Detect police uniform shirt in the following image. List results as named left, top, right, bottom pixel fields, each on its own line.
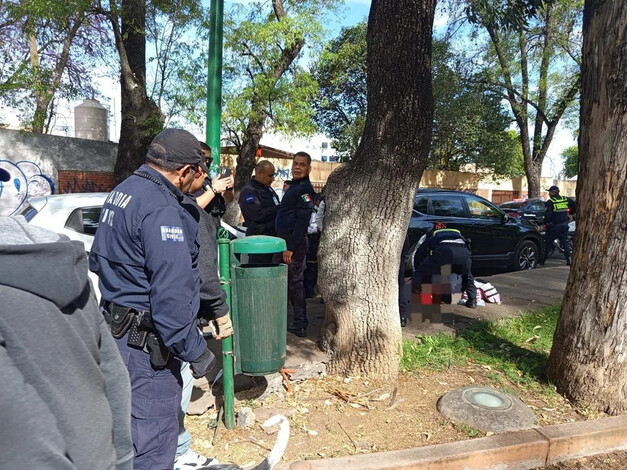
left=238, top=177, right=280, bottom=236
left=89, top=164, right=205, bottom=363
left=544, top=195, right=575, bottom=226
left=275, top=176, right=315, bottom=251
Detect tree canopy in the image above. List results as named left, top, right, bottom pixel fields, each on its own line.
left=561, top=145, right=578, bottom=178
left=311, top=22, right=523, bottom=177
left=462, top=0, right=583, bottom=195
left=0, top=0, right=110, bottom=132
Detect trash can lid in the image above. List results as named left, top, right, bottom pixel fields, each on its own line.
left=231, top=235, right=286, bottom=254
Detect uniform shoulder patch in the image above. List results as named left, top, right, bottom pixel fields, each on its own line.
left=160, top=226, right=185, bottom=242
left=245, top=194, right=255, bottom=203
left=301, top=193, right=312, bottom=203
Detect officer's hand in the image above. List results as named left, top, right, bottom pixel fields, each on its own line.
left=283, top=250, right=293, bottom=264
left=213, top=315, right=234, bottom=340
left=189, top=347, right=216, bottom=379
left=213, top=175, right=234, bottom=193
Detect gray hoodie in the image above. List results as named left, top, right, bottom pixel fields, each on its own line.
left=0, top=216, right=133, bottom=470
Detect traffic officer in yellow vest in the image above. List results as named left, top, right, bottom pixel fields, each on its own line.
left=541, top=185, right=576, bottom=266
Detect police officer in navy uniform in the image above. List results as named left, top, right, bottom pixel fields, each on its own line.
left=273, top=152, right=315, bottom=337
left=89, top=129, right=218, bottom=470
left=541, top=185, right=576, bottom=266
left=413, top=221, right=477, bottom=308
left=238, top=160, right=280, bottom=264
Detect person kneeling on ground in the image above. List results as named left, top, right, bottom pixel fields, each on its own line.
left=412, top=221, right=477, bottom=309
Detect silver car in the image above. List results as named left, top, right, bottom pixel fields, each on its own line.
left=17, top=192, right=246, bottom=299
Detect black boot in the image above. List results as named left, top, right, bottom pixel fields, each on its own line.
left=400, top=317, right=407, bottom=327
left=466, top=299, right=477, bottom=309
left=566, top=258, right=571, bottom=266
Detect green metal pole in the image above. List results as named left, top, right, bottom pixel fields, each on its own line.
left=208, top=0, right=234, bottom=429
left=217, top=232, right=235, bottom=429
left=206, top=0, right=224, bottom=176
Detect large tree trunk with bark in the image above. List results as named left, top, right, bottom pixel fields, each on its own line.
left=547, top=0, right=627, bottom=414
left=112, top=0, right=163, bottom=183
left=318, top=0, right=435, bottom=380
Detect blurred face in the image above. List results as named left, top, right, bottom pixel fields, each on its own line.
left=549, top=190, right=558, bottom=198
left=180, top=164, right=201, bottom=193
left=256, top=164, right=276, bottom=187
left=291, top=155, right=311, bottom=180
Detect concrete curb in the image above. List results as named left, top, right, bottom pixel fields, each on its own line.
left=275, top=415, right=627, bottom=470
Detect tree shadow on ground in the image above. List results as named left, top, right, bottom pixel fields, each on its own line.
left=456, top=318, right=550, bottom=384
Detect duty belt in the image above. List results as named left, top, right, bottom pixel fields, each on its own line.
left=101, top=301, right=171, bottom=368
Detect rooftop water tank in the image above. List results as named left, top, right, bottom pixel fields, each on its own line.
left=74, top=99, right=108, bottom=141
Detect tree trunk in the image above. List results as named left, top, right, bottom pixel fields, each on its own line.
left=112, top=0, right=163, bottom=183
left=525, top=159, right=543, bottom=198
left=318, top=0, right=435, bottom=380
left=547, top=0, right=627, bottom=414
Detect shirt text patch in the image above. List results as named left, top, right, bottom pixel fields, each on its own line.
left=161, top=226, right=185, bottom=242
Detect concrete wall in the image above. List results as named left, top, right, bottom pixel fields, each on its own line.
left=0, top=129, right=116, bottom=215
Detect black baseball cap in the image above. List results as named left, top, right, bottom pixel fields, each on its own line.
left=147, top=128, right=210, bottom=175
left=0, top=168, right=9, bottom=182
left=546, top=185, right=560, bottom=192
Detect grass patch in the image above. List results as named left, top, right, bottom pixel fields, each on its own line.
left=401, top=303, right=561, bottom=391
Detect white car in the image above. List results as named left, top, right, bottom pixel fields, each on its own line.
left=17, top=192, right=246, bottom=299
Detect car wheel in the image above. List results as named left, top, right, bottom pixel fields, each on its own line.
left=514, top=240, right=538, bottom=270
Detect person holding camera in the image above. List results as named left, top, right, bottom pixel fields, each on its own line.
left=89, top=129, right=219, bottom=470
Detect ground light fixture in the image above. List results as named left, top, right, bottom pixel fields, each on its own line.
left=437, top=386, right=538, bottom=433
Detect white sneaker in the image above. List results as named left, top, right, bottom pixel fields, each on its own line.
left=174, top=449, right=220, bottom=469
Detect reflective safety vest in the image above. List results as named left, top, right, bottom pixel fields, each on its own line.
left=550, top=196, right=569, bottom=212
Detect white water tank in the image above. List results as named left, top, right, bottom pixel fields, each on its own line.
left=74, top=99, right=108, bottom=141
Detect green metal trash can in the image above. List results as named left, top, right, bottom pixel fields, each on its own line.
left=230, top=236, right=287, bottom=376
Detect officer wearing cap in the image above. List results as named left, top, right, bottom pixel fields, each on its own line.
left=273, top=152, right=315, bottom=337
left=238, top=160, right=280, bottom=263
left=89, top=128, right=217, bottom=470
left=541, top=185, right=576, bottom=266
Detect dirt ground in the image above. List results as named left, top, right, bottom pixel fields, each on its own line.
left=185, top=363, right=622, bottom=468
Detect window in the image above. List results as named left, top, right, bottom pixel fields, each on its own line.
left=414, top=196, right=428, bottom=214
left=531, top=201, right=545, bottom=211
left=65, top=207, right=102, bottom=235
left=465, top=196, right=501, bottom=219
left=430, top=196, right=465, bottom=217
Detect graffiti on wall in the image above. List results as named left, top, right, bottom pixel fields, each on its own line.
left=0, top=160, right=55, bottom=216
left=64, top=177, right=114, bottom=194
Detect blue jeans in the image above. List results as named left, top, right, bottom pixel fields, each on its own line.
left=176, top=362, right=194, bottom=458
left=116, top=338, right=182, bottom=470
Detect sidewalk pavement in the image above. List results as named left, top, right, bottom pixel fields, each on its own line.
left=285, top=256, right=570, bottom=368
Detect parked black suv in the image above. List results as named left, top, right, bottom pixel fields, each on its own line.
left=499, top=198, right=546, bottom=224
left=408, top=189, right=544, bottom=270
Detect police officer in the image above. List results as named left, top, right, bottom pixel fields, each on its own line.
left=273, top=152, right=315, bottom=337
left=174, top=150, right=234, bottom=469
left=238, top=160, right=280, bottom=264
left=541, top=185, right=576, bottom=266
left=89, top=129, right=218, bottom=470
left=413, top=221, right=477, bottom=308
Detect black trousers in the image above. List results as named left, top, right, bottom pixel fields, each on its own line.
left=413, top=245, right=476, bottom=302
left=304, top=232, right=321, bottom=298
left=273, top=236, right=309, bottom=329
left=544, top=223, right=571, bottom=262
